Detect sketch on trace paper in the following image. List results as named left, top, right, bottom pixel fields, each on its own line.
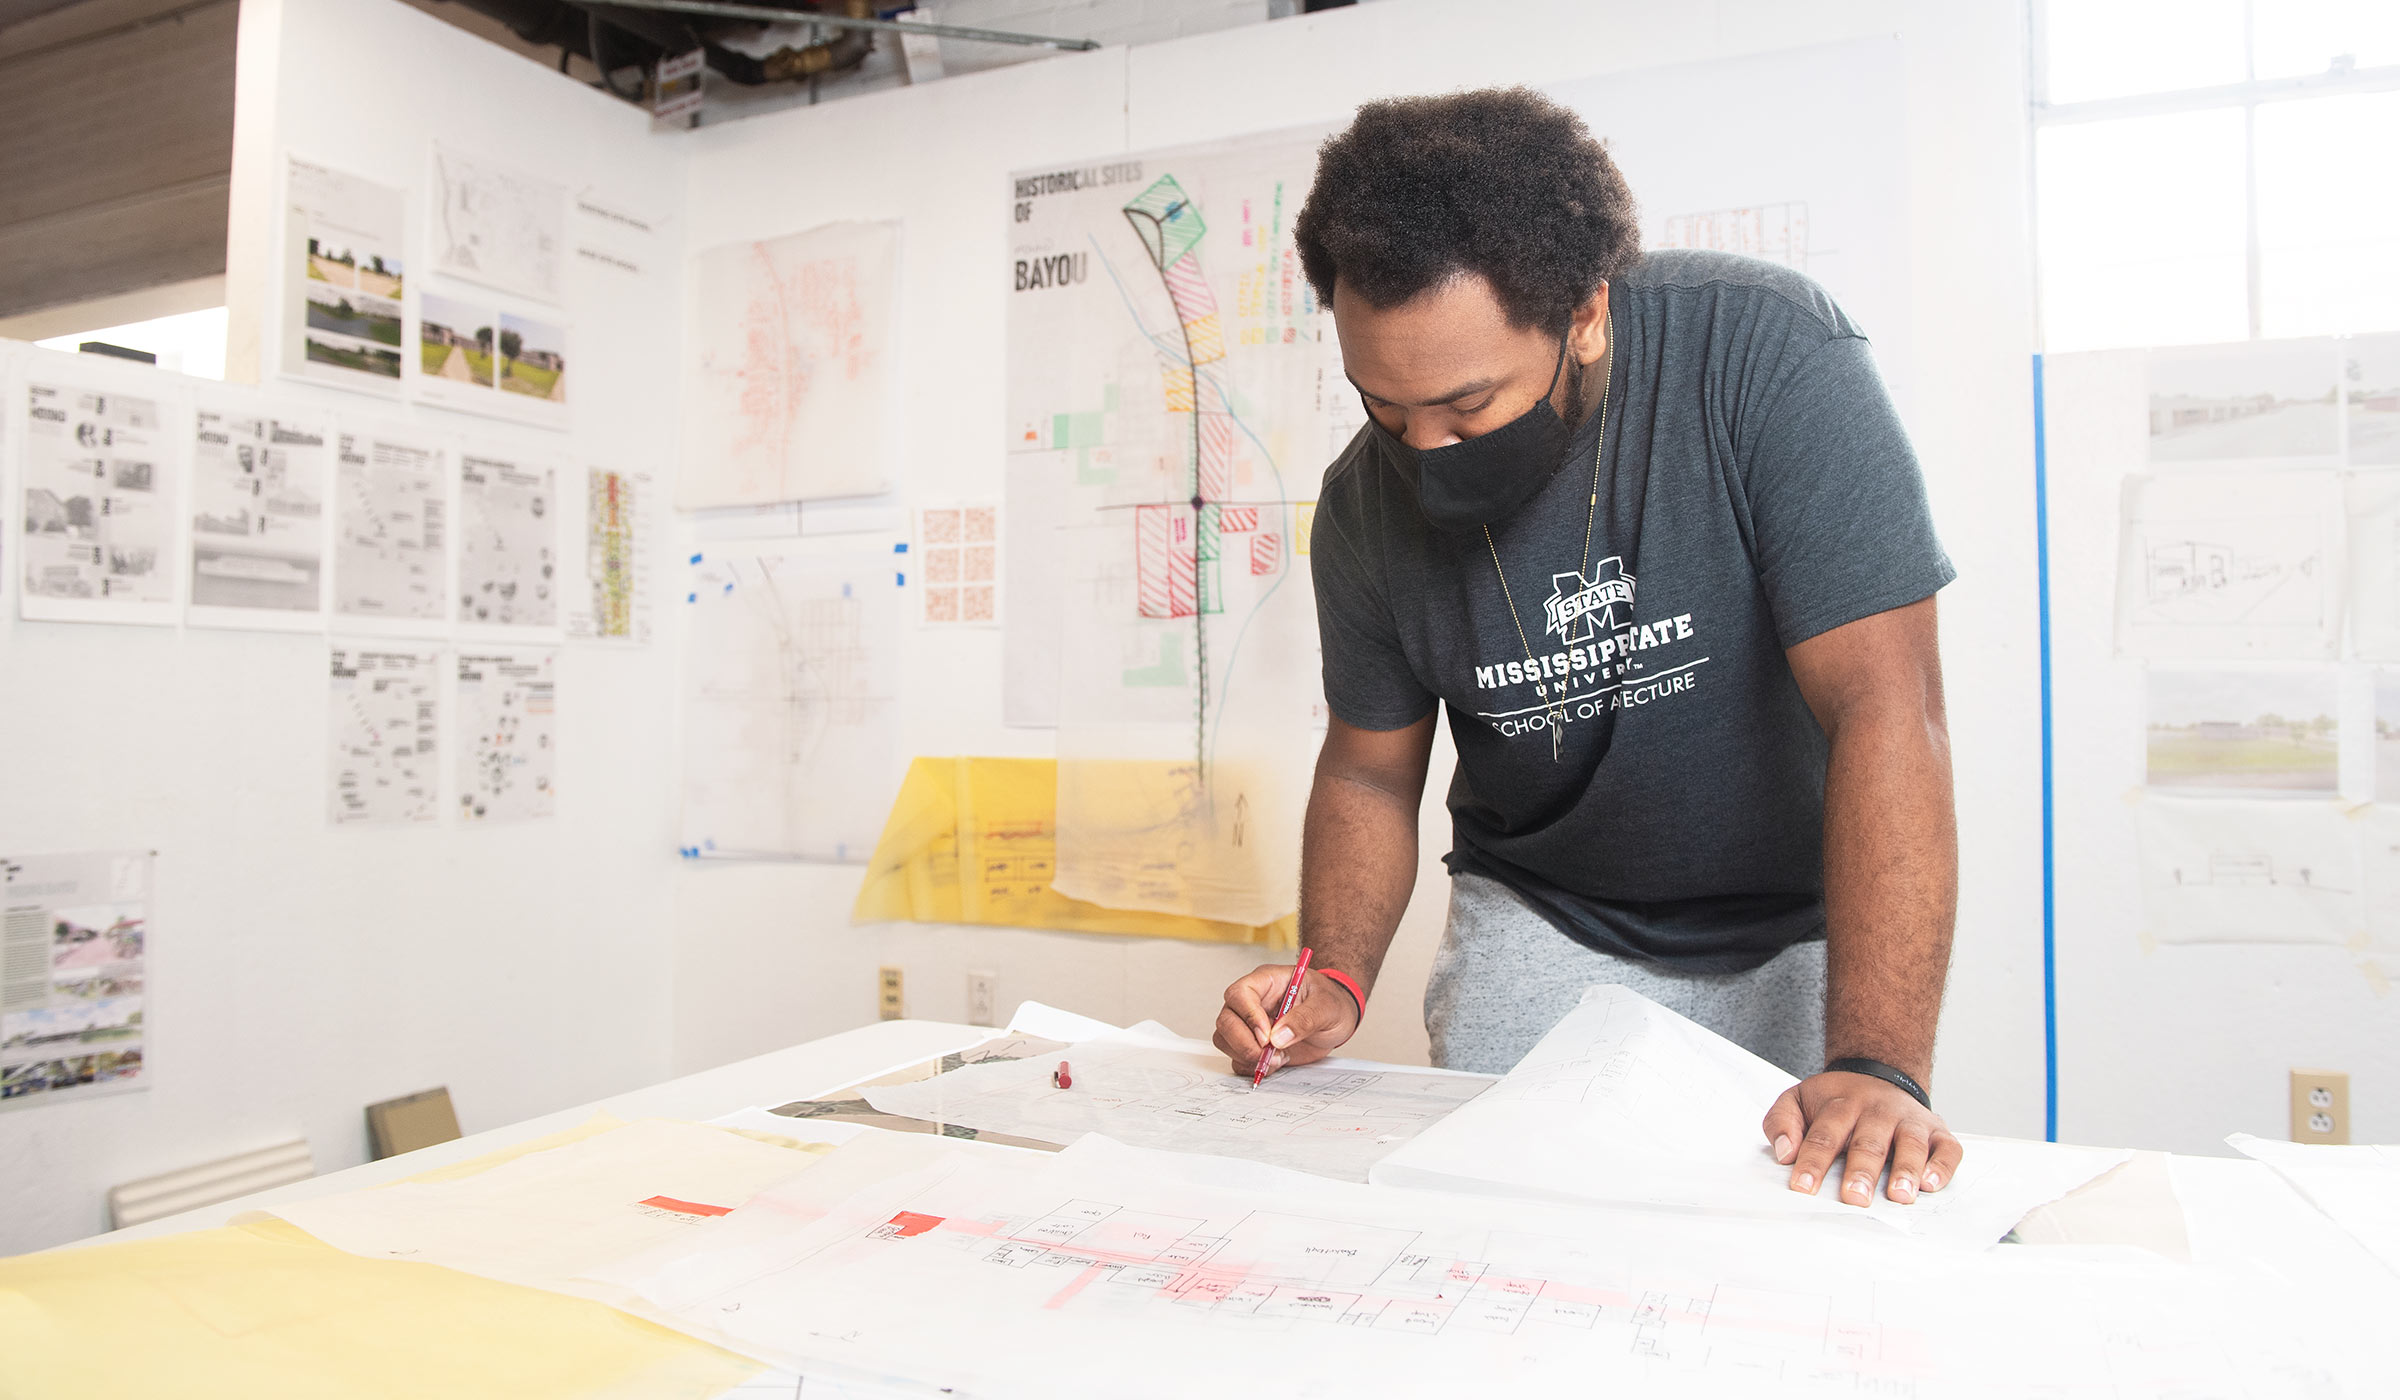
left=2113, top=471, right=2341, bottom=660
left=1007, top=136, right=1347, bottom=927
left=683, top=220, right=898, bottom=508
left=679, top=548, right=899, bottom=861
left=430, top=144, right=566, bottom=303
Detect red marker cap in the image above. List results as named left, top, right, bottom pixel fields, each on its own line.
left=1052, top=1060, right=1071, bottom=1090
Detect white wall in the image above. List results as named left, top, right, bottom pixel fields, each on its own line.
left=670, top=0, right=2053, bottom=1143
left=0, top=0, right=686, bottom=1253
left=2044, top=351, right=2399, bottom=1153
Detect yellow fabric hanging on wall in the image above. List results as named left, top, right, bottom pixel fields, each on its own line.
left=852, top=756, right=1297, bottom=948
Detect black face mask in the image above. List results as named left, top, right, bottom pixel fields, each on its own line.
left=1369, top=334, right=1575, bottom=531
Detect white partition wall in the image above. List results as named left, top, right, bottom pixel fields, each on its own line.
left=0, top=0, right=684, bottom=1253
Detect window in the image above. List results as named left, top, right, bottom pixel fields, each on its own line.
left=2032, top=1, right=2400, bottom=351
left=34, top=307, right=228, bottom=380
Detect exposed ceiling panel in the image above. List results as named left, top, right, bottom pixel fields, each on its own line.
left=0, top=0, right=235, bottom=319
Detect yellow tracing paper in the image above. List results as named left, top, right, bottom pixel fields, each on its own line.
left=851, top=756, right=1297, bottom=947
left=0, top=1117, right=839, bottom=1398
left=0, top=1222, right=761, bottom=1400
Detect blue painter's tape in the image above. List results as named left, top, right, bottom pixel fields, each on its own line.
left=686, top=592, right=697, bottom=603
left=895, top=542, right=909, bottom=553
left=894, top=572, right=905, bottom=587
left=690, top=552, right=703, bottom=565
left=2033, top=351, right=2058, bottom=1145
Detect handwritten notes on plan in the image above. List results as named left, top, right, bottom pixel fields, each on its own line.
left=1370, top=986, right=2127, bottom=1246
left=862, top=1039, right=1488, bottom=1182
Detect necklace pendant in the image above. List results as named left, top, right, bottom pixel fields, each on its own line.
left=1550, top=715, right=1563, bottom=763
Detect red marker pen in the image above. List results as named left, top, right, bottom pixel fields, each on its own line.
left=1252, top=948, right=1314, bottom=1088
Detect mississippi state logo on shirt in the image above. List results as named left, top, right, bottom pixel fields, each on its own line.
left=1543, top=556, right=1636, bottom=643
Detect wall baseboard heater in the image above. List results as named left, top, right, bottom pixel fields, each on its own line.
left=107, top=1138, right=315, bottom=1230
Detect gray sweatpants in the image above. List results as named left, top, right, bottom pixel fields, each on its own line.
left=1425, top=873, right=1827, bottom=1077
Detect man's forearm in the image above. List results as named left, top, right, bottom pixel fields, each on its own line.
left=1298, top=771, right=1420, bottom=999
left=1820, top=702, right=1958, bottom=1087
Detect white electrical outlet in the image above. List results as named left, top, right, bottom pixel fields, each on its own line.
left=967, top=971, right=997, bottom=1027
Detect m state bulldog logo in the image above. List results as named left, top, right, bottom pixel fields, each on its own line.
left=1543, top=557, right=1635, bottom=644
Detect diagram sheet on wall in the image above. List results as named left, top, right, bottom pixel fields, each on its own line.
left=565, top=467, right=655, bottom=643
left=913, top=501, right=999, bottom=627
left=2113, top=470, right=2342, bottom=659
left=679, top=547, right=900, bottom=861
left=457, top=649, right=556, bottom=823
left=1, top=851, right=149, bottom=1110
left=329, top=644, right=441, bottom=826
left=187, top=394, right=330, bottom=626
left=457, top=453, right=558, bottom=628
left=1006, top=132, right=1345, bottom=926
left=333, top=428, right=447, bottom=625
left=285, top=157, right=405, bottom=393
left=20, top=376, right=177, bottom=624
left=592, top=1133, right=2345, bottom=1400
left=430, top=144, right=566, bottom=304
left=682, top=220, right=898, bottom=508
left=2131, top=795, right=2361, bottom=946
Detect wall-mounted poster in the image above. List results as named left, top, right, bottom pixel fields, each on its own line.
left=187, top=392, right=331, bottom=628
left=1, top=851, right=151, bottom=1111
left=19, top=375, right=178, bottom=625
left=286, top=156, right=406, bottom=395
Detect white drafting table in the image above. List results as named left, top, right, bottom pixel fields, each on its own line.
left=46, top=1019, right=2400, bottom=1395
left=71, top=1017, right=998, bottom=1249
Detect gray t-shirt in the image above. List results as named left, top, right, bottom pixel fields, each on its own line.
left=1312, top=250, right=1953, bottom=971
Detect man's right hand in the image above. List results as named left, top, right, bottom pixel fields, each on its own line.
left=1212, top=965, right=1361, bottom=1078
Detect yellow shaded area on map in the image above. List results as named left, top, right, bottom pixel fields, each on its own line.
left=852, top=756, right=1297, bottom=948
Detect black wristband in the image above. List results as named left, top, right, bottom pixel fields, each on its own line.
left=1824, top=1057, right=1931, bottom=1110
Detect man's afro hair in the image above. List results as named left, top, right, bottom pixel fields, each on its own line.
left=1294, top=87, right=1642, bottom=331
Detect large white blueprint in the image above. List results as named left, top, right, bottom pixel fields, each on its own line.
left=861, top=1038, right=1490, bottom=1182
left=2227, top=1134, right=2400, bottom=1280
left=594, top=1133, right=2338, bottom=1400
left=1369, top=986, right=2127, bottom=1246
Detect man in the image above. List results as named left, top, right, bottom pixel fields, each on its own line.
left=1213, top=89, right=1964, bottom=1209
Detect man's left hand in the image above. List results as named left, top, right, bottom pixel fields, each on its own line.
left=1761, top=1071, right=1963, bottom=1206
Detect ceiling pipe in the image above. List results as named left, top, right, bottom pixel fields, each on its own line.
left=586, top=0, right=1099, bottom=51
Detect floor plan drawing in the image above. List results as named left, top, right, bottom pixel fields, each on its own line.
left=863, top=1040, right=1489, bottom=1181
left=603, top=1137, right=2312, bottom=1400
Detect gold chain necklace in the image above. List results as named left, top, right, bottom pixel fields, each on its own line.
left=1483, top=354, right=1610, bottom=763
